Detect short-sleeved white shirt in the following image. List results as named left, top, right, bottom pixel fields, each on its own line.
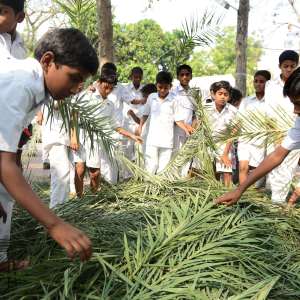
left=172, top=85, right=195, bottom=137
left=0, top=32, right=27, bottom=59
left=122, top=83, right=145, bottom=127
left=108, top=83, right=125, bottom=126
left=205, top=102, right=237, bottom=138
left=0, top=57, right=48, bottom=152
left=144, top=92, right=181, bottom=148
left=281, top=117, right=300, bottom=151
left=238, top=95, right=266, bottom=146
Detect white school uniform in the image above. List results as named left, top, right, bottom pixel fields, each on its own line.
left=144, top=92, right=181, bottom=174
left=0, top=57, right=48, bottom=262
left=205, top=102, right=237, bottom=173
left=74, top=90, right=120, bottom=183
left=122, top=83, right=144, bottom=161
left=0, top=32, right=27, bottom=59
left=265, top=78, right=300, bottom=203
left=238, top=95, right=267, bottom=167
left=42, top=105, right=72, bottom=208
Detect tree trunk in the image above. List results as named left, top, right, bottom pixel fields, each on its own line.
left=96, top=0, right=114, bottom=68
left=235, top=0, right=249, bottom=96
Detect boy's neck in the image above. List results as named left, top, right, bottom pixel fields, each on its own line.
left=215, top=103, right=225, bottom=113
left=180, top=83, right=189, bottom=90
left=133, top=82, right=140, bottom=90
left=255, top=92, right=264, bottom=100
left=7, top=25, right=17, bottom=41
left=159, top=93, right=169, bottom=100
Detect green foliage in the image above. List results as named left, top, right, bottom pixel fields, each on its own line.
left=189, top=26, right=263, bottom=94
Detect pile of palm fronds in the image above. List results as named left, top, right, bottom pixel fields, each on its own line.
left=1, top=179, right=300, bottom=299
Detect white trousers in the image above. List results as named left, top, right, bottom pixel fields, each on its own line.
left=268, top=149, right=300, bottom=204
left=145, top=145, right=172, bottom=174
left=49, top=144, right=70, bottom=208
left=173, top=134, right=190, bottom=177
left=0, top=184, right=14, bottom=262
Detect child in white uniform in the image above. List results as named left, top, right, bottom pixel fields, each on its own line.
left=0, top=28, right=98, bottom=272
left=265, top=50, right=299, bottom=204
left=238, top=70, right=271, bottom=186
left=205, top=81, right=237, bottom=186
left=73, top=70, right=142, bottom=195
left=137, top=71, right=190, bottom=175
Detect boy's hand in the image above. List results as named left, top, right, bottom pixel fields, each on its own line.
left=214, top=189, right=242, bottom=206
left=0, top=202, right=7, bottom=223
left=186, top=124, right=196, bottom=134
left=127, top=109, right=134, bottom=116
left=220, top=154, right=231, bottom=168
left=69, top=141, right=80, bottom=151
left=47, top=220, right=92, bottom=261
left=136, top=126, right=142, bottom=137
left=132, top=135, right=143, bottom=144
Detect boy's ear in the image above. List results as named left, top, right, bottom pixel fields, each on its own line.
left=40, top=51, right=55, bottom=72
left=16, top=12, right=25, bottom=23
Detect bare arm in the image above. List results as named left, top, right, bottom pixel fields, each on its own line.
left=127, top=109, right=141, bottom=124
left=137, top=115, right=149, bottom=136
left=175, top=121, right=191, bottom=136
left=0, top=152, right=92, bottom=261
left=116, top=127, right=143, bottom=144
left=215, top=146, right=290, bottom=205
left=220, top=141, right=232, bottom=167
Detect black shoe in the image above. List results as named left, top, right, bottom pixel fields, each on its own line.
left=43, top=162, right=50, bottom=169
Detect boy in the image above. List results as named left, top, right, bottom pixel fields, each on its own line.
left=122, top=67, right=145, bottom=163
left=205, top=81, right=237, bottom=186
left=265, top=50, right=299, bottom=204
left=137, top=71, right=191, bottom=175
left=0, top=28, right=98, bottom=271
left=0, top=0, right=26, bottom=59
left=238, top=70, right=271, bottom=185
left=73, top=70, right=143, bottom=196
left=216, top=66, right=300, bottom=206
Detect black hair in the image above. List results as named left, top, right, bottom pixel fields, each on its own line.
left=141, top=83, right=157, bottom=97
left=176, top=64, right=192, bottom=76
left=99, top=69, right=117, bottom=85
left=229, top=87, right=243, bottom=105
left=254, top=70, right=271, bottom=81
left=209, top=82, right=217, bottom=91
left=34, top=28, right=99, bottom=76
left=211, top=80, right=232, bottom=94
left=156, top=71, right=173, bottom=85
left=283, top=67, right=300, bottom=98
left=0, top=0, right=25, bottom=13
left=279, top=50, right=299, bottom=65
left=130, top=66, right=143, bottom=76
left=101, top=62, right=117, bottom=73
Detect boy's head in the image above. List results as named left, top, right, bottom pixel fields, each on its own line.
left=141, top=83, right=157, bottom=98
left=0, top=0, right=25, bottom=34
left=229, top=87, right=243, bottom=107
left=96, top=70, right=117, bottom=99
left=211, top=81, right=231, bottom=107
left=129, top=67, right=143, bottom=87
left=101, top=62, right=118, bottom=85
left=156, top=71, right=172, bottom=99
left=279, top=50, right=299, bottom=81
left=176, top=64, right=192, bottom=88
left=34, top=28, right=99, bottom=100
left=253, top=70, right=271, bottom=94
left=283, top=67, right=300, bottom=115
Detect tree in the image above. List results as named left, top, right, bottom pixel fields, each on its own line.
left=96, top=0, right=114, bottom=67
left=189, top=26, right=263, bottom=94
left=235, top=0, right=249, bottom=96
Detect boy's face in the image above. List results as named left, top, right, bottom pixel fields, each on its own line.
left=0, top=4, right=24, bottom=34
left=96, top=81, right=114, bottom=99
left=213, top=88, right=230, bottom=107
left=177, top=69, right=192, bottom=87
left=42, top=53, right=90, bottom=99
left=131, top=72, right=143, bottom=87
left=280, top=60, right=298, bottom=81
left=253, top=75, right=267, bottom=94
left=156, top=83, right=171, bottom=99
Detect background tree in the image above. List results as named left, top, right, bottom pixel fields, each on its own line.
left=189, top=26, right=263, bottom=94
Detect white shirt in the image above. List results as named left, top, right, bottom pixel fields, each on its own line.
left=122, top=83, right=145, bottom=127
left=172, top=85, right=195, bottom=137
left=265, top=77, right=295, bottom=121
left=143, top=92, right=181, bottom=148
left=0, top=32, right=27, bottom=59
left=0, top=57, right=48, bottom=152
left=238, top=95, right=266, bottom=146
left=282, top=116, right=300, bottom=151
left=205, top=102, right=237, bottom=139
left=108, top=83, right=125, bottom=126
